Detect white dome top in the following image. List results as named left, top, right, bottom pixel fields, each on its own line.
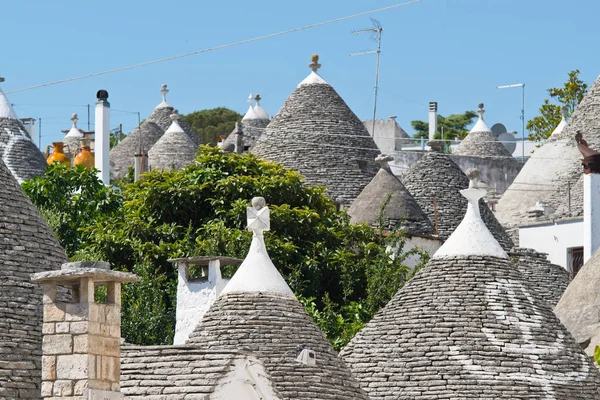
left=0, top=86, right=18, bottom=120
left=253, top=104, right=270, bottom=120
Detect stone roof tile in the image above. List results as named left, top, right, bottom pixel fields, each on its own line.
left=0, top=156, right=67, bottom=397
left=453, top=104, right=514, bottom=158
left=400, top=152, right=514, bottom=250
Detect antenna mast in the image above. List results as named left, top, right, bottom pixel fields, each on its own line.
left=350, top=18, right=383, bottom=138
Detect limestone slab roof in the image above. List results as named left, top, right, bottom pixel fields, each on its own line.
left=347, top=165, right=434, bottom=235
left=400, top=152, right=513, bottom=250
left=496, top=75, right=600, bottom=228
left=187, top=292, right=368, bottom=400
left=110, top=105, right=199, bottom=180
left=0, top=87, right=46, bottom=182
left=185, top=198, right=369, bottom=400
left=250, top=64, right=380, bottom=206
left=121, top=346, right=256, bottom=399
left=222, top=118, right=269, bottom=152
left=555, top=247, right=600, bottom=356
left=148, top=114, right=199, bottom=171
left=509, top=247, right=570, bottom=307
left=340, top=189, right=600, bottom=398
left=453, top=105, right=514, bottom=158
left=0, top=156, right=68, bottom=397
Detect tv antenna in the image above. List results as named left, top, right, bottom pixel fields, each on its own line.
left=350, top=18, right=383, bottom=138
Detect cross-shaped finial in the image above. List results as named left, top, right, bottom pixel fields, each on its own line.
left=71, top=113, right=79, bottom=127
left=170, top=109, right=180, bottom=121
left=247, top=93, right=255, bottom=106
left=160, top=84, right=169, bottom=103
left=254, top=94, right=262, bottom=105
left=247, top=197, right=270, bottom=236
left=308, top=54, right=321, bottom=73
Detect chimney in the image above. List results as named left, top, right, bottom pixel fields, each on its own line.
left=95, top=90, right=110, bottom=185
left=32, top=261, right=139, bottom=399
left=133, top=153, right=148, bottom=182
left=170, top=256, right=242, bottom=345
left=576, top=131, right=600, bottom=262
left=428, top=101, right=438, bottom=141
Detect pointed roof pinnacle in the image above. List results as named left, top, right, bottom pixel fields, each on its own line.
left=298, top=54, right=328, bottom=87
left=65, top=113, right=84, bottom=138
left=0, top=77, right=19, bottom=120
left=253, top=94, right=270, bottom=120
left=433, top=168, right=507, bottom=260
left=165, top=109, right=184, bottom=134
left=247, top=93, right=255, bottom=106
left=221, top=197, right=295, bottom=297
left=469, top=102, right=491, bottom=133
left=155, top=84, right=172, bottom=109
left=375, top=154, right=393, bottom=170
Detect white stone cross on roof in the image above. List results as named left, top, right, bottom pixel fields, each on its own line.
left=247, top=197, right=270, bottom=236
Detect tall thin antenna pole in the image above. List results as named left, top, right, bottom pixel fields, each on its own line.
left=371, top=26, right=383, bottom=139
left=87, top=104, right=90, bottom=131
left=350, top=19, right=384, bottom=138
left=38, top=118, right=42, bottom=148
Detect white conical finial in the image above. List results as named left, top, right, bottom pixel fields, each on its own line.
left=247, top=93, right=255, bottom=106
left=220, top=197, right=294, bottom=297
left=71, top=113, right=79, bottom=128
left=298, top=54, right=328, bottom=87
left=433, top=168, right=507, bottom=259
left=170, top=109, right=180, bottom=121
left=560, top=105, right=568, bottom=118
left=165, top=109, right=184, bottom=134
left=65, top=113, right=84, bottom=138
left=470, top=102, right=491, bottom=133
left=156, top=84, right=172, bottom=109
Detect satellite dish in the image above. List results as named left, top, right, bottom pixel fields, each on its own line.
left=490, top=123, right=507, bottom=138
left=498, top=132, right=516, bottom=154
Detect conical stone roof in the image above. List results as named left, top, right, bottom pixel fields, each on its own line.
left=496, top=75, right=600, bottom=228
left=187, top=197, right=369, bottom=400
left=148, top=111, right=198, bottom=171
left=453, top=103, right=514, bottom=158
left=348, top=156, right=433, bottom=235
left=109, top=85, right=199, bottom=180
left=555, top=247, right=600, bottom=355
left=0, top=157, right=68, bottom=397
left=222, top=95, right=270, bottom=152
left=341, top=182, right=600, bottom=399
left=251, top=56, right=380, bottom=206
left=509, top=247, right=570, bottom=307
left=401, top=152, right=513, bottom=250
left=0, top=84, right=46, bottom=182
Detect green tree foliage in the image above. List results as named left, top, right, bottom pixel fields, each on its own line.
left=527, top=70, right=588, bottom=143
left=411, top=111, right=477, bottom=141
left=181, top=107, right=243, bottom=145
left=21, top=164, right=122, bottom=255
left=23, top=147, right=427, bottom=348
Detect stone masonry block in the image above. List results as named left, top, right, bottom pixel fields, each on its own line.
left=42, top=355, right=56, bottom=380
left=57, top=354, right=89, bottom=380
left=44, top=304, right=65, bottom=322
left=73, top=335, right=89, bottom=354
left=70, top=321, right=89, bottom=334
left=65, top=303, right=89, bottom=322
left=53, top=380, right=73, bottom=396
left=43, top=334, right=72, bottom=355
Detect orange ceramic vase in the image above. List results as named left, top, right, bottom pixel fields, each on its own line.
left=46, top=142, right=70, bottom=166
left=73, top=141, right=94, bottom=168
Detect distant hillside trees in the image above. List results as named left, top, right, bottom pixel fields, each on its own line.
left=181, top=107, right=242, bottom=145
left=527, top=69, right=588, bottom=143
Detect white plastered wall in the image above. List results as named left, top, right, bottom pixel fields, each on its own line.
left=519, top=219, right=583, bottom=270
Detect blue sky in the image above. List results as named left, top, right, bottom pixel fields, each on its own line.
left=2, top=0, right=599, bottom=150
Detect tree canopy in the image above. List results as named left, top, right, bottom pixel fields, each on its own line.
left=527, top=69, right=588, bottom=143
left=23, top=147, right=427, bottom=349
left=411, top=111, right=477, bottom=141
left=181, top=107, right=243, bottom=145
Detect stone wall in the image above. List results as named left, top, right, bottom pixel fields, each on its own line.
left=389, top=150, right=522, bottom=195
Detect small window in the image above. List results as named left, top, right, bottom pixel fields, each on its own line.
left=567, top=247, right=584, bottom=279
left=187, top=265, right=209, bottom=282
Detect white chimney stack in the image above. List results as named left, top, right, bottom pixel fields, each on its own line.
left=95, top=90, right=110, bottom=184
left=428, top=102, right=438, bottom=141
left=584, top=173, right=600, bottom=262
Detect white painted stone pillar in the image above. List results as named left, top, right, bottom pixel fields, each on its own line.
left=95, top=90, right=110, bottom=185
left=584, top=173, right=600, bottom=262
left=171, top=256, right=242, bottom=345
left=428, top=101, right=438, bottom=142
